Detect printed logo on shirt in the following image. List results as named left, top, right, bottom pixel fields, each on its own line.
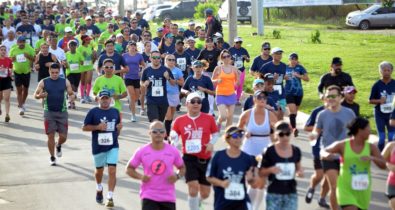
left=151, top=160, right=166, bottom=175
left=184, top=124, right=203, bottom=140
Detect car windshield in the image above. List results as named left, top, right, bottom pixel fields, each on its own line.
left=362, top=5, right=381, bottom=13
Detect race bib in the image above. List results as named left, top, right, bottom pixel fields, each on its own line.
left=196, top=90, right=205, bottom=99
left=351, top=174, right=369, bottom=190
left=177, top=58, right=187, bottom=71
left=152, top=86, right=164, bottom=97
left=275, top=162, right=295, bottom=180
left=98, top=132, right=113, bottom=146
left=0, top=67, right=8, bottom=78
left=87, top=29, right=93, bottom=36
left=225, top=182, right=245, bottom=200
left=381, top=103, right=393, bottom=113
left=69, top=63, right=79, bottom=72
left=16, top=54, right=27, bottom=63
left=185, top=139, right=202, bottom=154
left=274, top=85, right=282, bottom=95
left=235, top=60, right=243, bottom=69
left=83, top=60, right=92, bottom=66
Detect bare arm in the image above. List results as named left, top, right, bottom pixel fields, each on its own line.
left=206, top=176, right=229, bottom=188
left=34, top=80, right=46, bottom=99
left=369, top=144, right=386, bottom=169
left=65, top=79, right=75, bottom=101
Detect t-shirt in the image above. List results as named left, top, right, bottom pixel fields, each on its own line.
left=185, top=48, right=201, bottom=63
left=284, top=64, right=307, bottom=97
left=250, top=55, right=272, bottom=72
left=182, top=75, right=214, bottom=113
left=341, top=101, right=360, bottom=117
left=77, top=44, right=95, bottom=72
left=129, top=143, right=183, bottom=203
left=55, top=23, right=67, bottom=37
left=172, top=113, right=218, bottom=159
left=137, top=19, right=149, bottom=30
left=317, top=72, right=354, bottom=94
left=86, top=24, right=101, bottom=36
left=83, top=107, right=121, bottom=155
left=207, top=150, right=256, bottom=210
left=228, top=47, right=249, bottom=72
left=260, top=145, right=301, bottom=194
left=123, top=53, right=144, bottom=80
left=195, top=38, right=205, bottom=50
left=98, top=31, right=114, bottom=46
left=159, top=43, right=175, bottom=55
left=184, top=29, right=195, bottom=38
left=197, top=48, right=221, bottom=73
left=65, top=51, right=84, bottom=75
left=316, top=106, right=356, bottom=148
left=9, top=45, right=35, bottom=74
left=95, top=22, right=107, bottom=32
left=98, top=52, right=126, bottom=72
left=34, top=38, right=46, bottom=51
left=141, top=66, right=174, bottom=105
left=166, top=67, right=183, bottom=95
left=130, top=28, right=142, bottom=37
left=305, top=105, right=325, bottom=158
left=0, top=57, right=13, bottom=79
left=173, top=51, right=191, bottom=74
left=259, top=61, right=287, bottom=97
left=16, top=24, right=35, bottom=34
left=93, top=75, right=127, bottom=112
left=369, top=79, right=395, bottom=116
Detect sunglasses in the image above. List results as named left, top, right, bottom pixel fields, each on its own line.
left=143, top=34, right=150, bottom=37
left=152, top=129, right=166, bottom=134
left=278, top=132, right=291, bottom=137
left=222, top=55, right=231, bottom=59
left=255, top=94, right=267, bottom=101
left=131, top=22, right=137, bottom=24
left=229, top=131, right=244, bottom=139
left=166, top=59, right=175, bottom=62
left=190, top=99, right=202, bottom=104
left=326, top=94, right=339, bottom=99
left=103, top=66, right=114, bottom=69
left=263, top=48, right=270, bottom=51
left=151, top=56, right=161, bottom=60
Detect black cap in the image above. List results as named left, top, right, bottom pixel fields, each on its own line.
left=176, top=39, right=184, bottom=45
left=262, top=42, right=270, bottom=49
left=205, top=37, right=213, bottom=43
left=289, top=52, right=298, bottom=59
left=332, top=57, right=342, bottom=65
left=264, top=73, right=274, bottom=81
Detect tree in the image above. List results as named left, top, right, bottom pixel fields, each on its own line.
left=382, top=0, right=394, bottom=8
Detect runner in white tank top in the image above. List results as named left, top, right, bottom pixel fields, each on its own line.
left=242, top=108, right=271, bottom=156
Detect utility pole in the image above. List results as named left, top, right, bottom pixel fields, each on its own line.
left=257, top=0, right=264, bottom=35
left=118, top=0, right=125, bottom=16
left=228, top=0, right=237, bottom=45
left=251, top=0, right=257, bottom=27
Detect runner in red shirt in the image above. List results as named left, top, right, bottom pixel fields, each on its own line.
left=0, top=45, right=13, bottom=122
left=170, top=91, right=219, bottom=210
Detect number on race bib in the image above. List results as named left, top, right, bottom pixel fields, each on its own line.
left=152, top=86, right=164, bottom=97
left=351, top=174, right=369, bottom=190
left=274, top=85, right=282, bottom=95
left=0, top=68, right=8, bottom=78
left=380, top=103, right=393, bottom=114
left=83, top=60, right=92, bottom=66
left=275, top=162, right=295, bottom=180
left=185, top=139, right=202, bottom=154
left=70, top=64, right=79, bottom=72
left=98, top=133, right=113, bottom=146
left=16, top=54, right=27, bottom=63
left=225, top=182, right=245, bottom=200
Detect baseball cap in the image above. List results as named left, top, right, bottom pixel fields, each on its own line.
left=253, top=90, right=268, bottom=97
left=65, top=27, right=73, bottom=33
left=262, top=42, right=270, bottom=49
left=234, top=37, right=243, bottom=42
left=263, top=73, right=274, bottom=81
left=85, top=16, right=92, bottom=20
left=214, top=32, right=223, bottom=38
left=192, top=60, right=204, bottom=67
left=17, top=36, right=26, bottom=42
left=271, top=47, right=283, bottom=54
left=186, top=92, right=203, bottom=102
left=186, top=36, right=195, bottom=42
left=205, top=8, right=213, bottom=15
left=99, top=90, right=111, bottom=98
left=116, top=33, right=123, bottom=38
left=178, top=28, right=185, bottom=32
left=188, top=20, right=195, bottom=25
left=135, top=10, right=142, bottom=15
left=252, top=79, right=264, bottom=87
left=176, top=39, right=184, bottom=45
left=225, top=126, right=244, bottom=137
left=165, top=33, right=174, bottom=38
left=344, top=86, right=357, bottom=94
left=332, top=57, right=342, bottom=65
left=289, top=52, right=298, bottom=59
left=157, top=27, right=164, bottom=32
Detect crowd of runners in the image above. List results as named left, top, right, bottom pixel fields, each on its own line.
left=1, top=1, right=395, bottom=210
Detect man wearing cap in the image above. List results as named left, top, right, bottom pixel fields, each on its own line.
left=262, top=73, right=281, bottom=116
left=97, top=39, right=128, bottom=76
left=341, top=86, right=360, bottom=116
left=47, top=35, right=67, bottom=77
left=98, top=23, right=115, bottom=54
left=9, top=36, right=35, bottom=115
left=153, top=27, right=164, bottom=47
left=243, top=78, right=278, bottom=112
left=173, top=39, right=192, bottom=78
left=170, top=92, right=219, bottom=210
left=130, top=18, right=143, bottom=38
left=140, top=51, right=175, bottom=122
left=185, top=37, right=201, bottom=64
left=184, top=20, right=196, bottom=38
left=195, top=29, right=206, bottom=50
left=135, top=10, right=150, bottom=31
left=95, top=14, right=107, bottom=33
left=259, top=47, right=287, bottom=119
left=214, top=35, right=230, bottom=51
left=138, top=31, right=158, bottom=53
left=317, top=57, right=354, bottom=96
left=250, top=42, right=272, bottom=76
left=58, top=26, right=79, bottom=52
left=54, top=15, right=67, bottom=37
left=229, top=37, right=250, bottom=105
left=82, top=89, right=122, bottom=208
left=16, top=15, right=35, bottom=37
left=126, top=121, right=185, bottom=210
left=34, top=63, right=75, bottom=166
left=84, top=16, right=101, bottom=39
left=205, top=8, right=221, bottom=38
left=41, top=15, right=55, bottom=32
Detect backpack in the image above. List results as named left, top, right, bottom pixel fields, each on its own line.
left=212, top=16, right=223, bottom=34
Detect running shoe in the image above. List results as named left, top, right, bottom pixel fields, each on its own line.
left=140, top=108, right=145, bottom=116
left=96, top=190, right=103, bottom=204
left=5, top=114, right=10, bottom=122
left=105, top=198, right=114, bottom=208
left=68, top=102, right=72, bottom=109
left=56, top=144, right=62, bottom=158
left=236, top=101, right=242, bottom=106
left=305, top=188, right=314, bottom=203
left=86, top=96, right=93, bottom=103
left=19, top=107, right=24, bottom=115
left=131, top=114, right=137, bottom=122
left=318, top=198, right=330, bottom=209
left=293, top=128, right=299, bottom=138
left=80, top=97, right=87, bottom=104
left=50, top=156, right=56, bottom=166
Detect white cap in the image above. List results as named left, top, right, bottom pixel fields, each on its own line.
left=186, top=92, right=203, bottom=102
left=65, top=27, right=73, bottom=33
left=85, top=16, right=92, bottom=20
left=186, top=36, right=195, bottom=41
left=116, top=33, right=123, bottom=38
left=104, top=14, right=111, bottom=18
left=214, top=32, right=222, bottom=38
left=188, top=20, right=195, bottom=25
left=234, top=37, right=243, bottom=42
left=271, top=47, right=283, bottom=54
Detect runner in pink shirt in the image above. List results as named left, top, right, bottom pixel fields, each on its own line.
left=126, top=121, right=185, bottom=210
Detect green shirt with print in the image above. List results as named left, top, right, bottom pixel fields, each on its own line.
left=65, top=51, right=84, bottom=75
left=55, top=23, right=67, bottom=37
left=9, top=45, right=35, bottom=74
left=93, top=75, right=127, bottom=112
left=77, top=44, right=95, bottom=72
left=95, top=22, right=107, bottom=32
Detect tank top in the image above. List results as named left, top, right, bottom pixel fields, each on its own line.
left=43, top=77, right=67, bottom=112
left=38, top=53, right=53, bottom=81
left=337, top=140, right=371, bottom=209
left=216, top=66, right=236, bottom=96
left=247, top=108, right=270, bottom=138
left=388, top=146, right=395, bottom=186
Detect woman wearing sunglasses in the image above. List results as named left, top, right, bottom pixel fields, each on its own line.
left=323, top=117, right=385, bottom=210
left=259, top=121, right=303, bottom=210
left=207, top=126, right=257, bottom=210
left=212, top=49, right=239, bottom=130
left=237, top=90, right=277, bottom=210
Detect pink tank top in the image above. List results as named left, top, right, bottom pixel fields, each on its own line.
left=388, top=147, right=395, bottom=186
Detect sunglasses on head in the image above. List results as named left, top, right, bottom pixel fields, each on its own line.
left=166, top=58, right=175, bottom=62
left=278, top=132, right=291, bottom=137
left=326, top=94, right=338, bottom=99
left=103, top=66, right=114, bottom=69
left=228, top=131, right=245, bottom=139
left=189, top=99, right=202, bottom=104
left=151, top=56, right=161, bottom=60
left=152, top=129, right=166, bottom=134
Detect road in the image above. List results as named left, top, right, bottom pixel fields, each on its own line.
left=0, top=72, right=390, bottom=210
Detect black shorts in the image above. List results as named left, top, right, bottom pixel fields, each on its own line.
left=286, top=95, right=303, bottom=106
left=142, top=199, right=175, bottom=210
left=340, top=205, right=362, bottom=210
left=314, top=157, right=323, bottom=170
left=183, top=154, right=211, bottom=186
left=14, top=73, right=30, bottom=88
left=67, top=73, right=81, bottom=89
left=125, top=79, right=141, bottom=88
left=218, top=201, right=249, bottom=210
left=0, top=77, right=12, bottom=91
left=321, top=159, right=340, bottom=172
left=147, top=104, right=168, bottom=122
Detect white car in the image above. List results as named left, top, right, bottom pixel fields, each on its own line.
left=218, top=0, right=252, bottom=23
left=143, top=3, right=174, bottom=21
left=346, top=4, right=395, bottom=30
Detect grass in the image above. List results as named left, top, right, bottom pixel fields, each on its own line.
left=150, top=20, right=395, bottom=133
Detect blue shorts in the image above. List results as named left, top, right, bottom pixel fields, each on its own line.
left=266, top=193, right=297, bottom=210
left=279, top=99, right=287, bottom=111
left=93, top=148, right=119, bottom=168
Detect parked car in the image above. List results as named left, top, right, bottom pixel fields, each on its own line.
left=143, top=3, right=175, bottom=21
left=154, top=1, right=200, bottom=20
left=346, top=4, right=395, bottom=30
left=218, top=0, right=252, bottom=23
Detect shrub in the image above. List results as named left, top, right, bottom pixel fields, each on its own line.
left=194, top=1, right=220, bottom=19
left=311, top=30, right=321, bottom=44
left=272, top=29, right=281, bottom=39
left=382, top=0, right=394, bottom=8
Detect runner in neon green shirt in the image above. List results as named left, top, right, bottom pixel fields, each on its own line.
left=95, top=14, right=108, bottom=32
left=9, top=38, right=35, bottom=74
left=77, top=35, right=97, bottom=103
left=97, top=24, right=115, bottom=55
left=55, top=15, right=68, bottom=37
